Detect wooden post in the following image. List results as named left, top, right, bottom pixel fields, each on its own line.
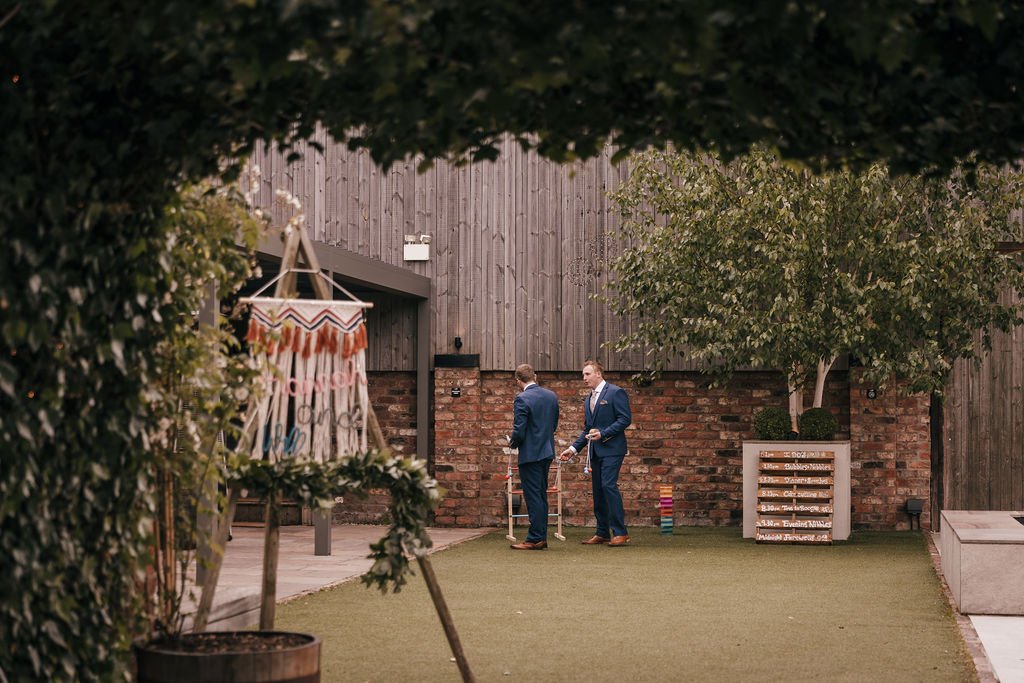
left=259, top=494, right=280, bottom=630
left=364, top=409, right=475, bottom=682
left=417, top=555, right=476, bottom=683
left=313, top=507, right=332, bottom=556
left=366, top=404, right=387, bottom=453
left=158, top=466, right=176, bottom=621
left=277, top=229, right=302, bottom=300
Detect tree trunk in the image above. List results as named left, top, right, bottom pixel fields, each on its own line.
left=193, top=484, right=240, bottom=632
left=812, top=356, right=837, bottom=408
left=787, top=380, right=803, bottom=434
left=259, top=494, right=280, bottom=630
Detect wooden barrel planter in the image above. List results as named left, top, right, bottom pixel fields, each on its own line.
left=135, top=631, right=320, bottom=683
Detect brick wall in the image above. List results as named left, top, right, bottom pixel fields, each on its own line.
left=332, top=366, right=932, bottom=532
left=330, top=371, right=417, bottom=524
left=433, top=367, right=870, bottom=530
left=848, top=369, right=932, bottom=530
left=432, top=367, right=485, bottom=526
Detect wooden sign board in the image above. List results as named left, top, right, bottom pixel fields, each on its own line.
left=758, top=503, right=834, bottom=514
left=760, top=450, right=835, bottom=460
left=756, top=531, right=832, bottom=544
left=757, top=475, right=834, bottom=486
left=755, top=449, right=835, bottom=544
left=759, top=462, right=834, bottom=472
left=758, top=488, right=834, bottom=500
left=757, top=518, right=833, bottom=529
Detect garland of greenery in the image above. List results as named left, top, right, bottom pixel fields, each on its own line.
left=228, top=449, right=442, bottom=593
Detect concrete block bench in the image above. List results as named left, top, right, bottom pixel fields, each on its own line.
left=940, top=510, right=1024, bottom=615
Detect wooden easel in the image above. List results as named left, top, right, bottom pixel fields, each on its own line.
left=193, top=225, right=474, bottom=681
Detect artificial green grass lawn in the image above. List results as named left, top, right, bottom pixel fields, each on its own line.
left=275, top=527, right=975, bottom=683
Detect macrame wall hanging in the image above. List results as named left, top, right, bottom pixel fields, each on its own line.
left=242, top=271, right=371, bottom=464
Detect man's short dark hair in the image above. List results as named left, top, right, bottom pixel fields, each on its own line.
left=515, top=363, right=536, bottom=383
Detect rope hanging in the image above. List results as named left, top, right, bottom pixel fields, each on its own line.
left=242, top=297, right=370, bottom=464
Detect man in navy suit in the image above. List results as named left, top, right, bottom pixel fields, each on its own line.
left=560, top=359, right=632, bottom=547
left=508, top=363, right=560, bottom=550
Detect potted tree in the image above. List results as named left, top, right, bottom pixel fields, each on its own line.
left=132, top=174, right=327, bottom=680
left=608, top=146, right=1024, bottom=428
left=751, top=406, right=838, bottom=441
left=135, top=180, right=469, bottom=683
left=607, top=146, right=1024, bottom=540
left=797, top=408, right=839, bottom=441
left=133, top=174, right=328, bottom=681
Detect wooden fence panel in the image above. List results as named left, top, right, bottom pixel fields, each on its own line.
left=250, top=132, right=724, bottom=374
left=944, top=287, right=1024, bottom=510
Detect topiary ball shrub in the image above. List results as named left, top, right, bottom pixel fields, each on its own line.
left=798, top=407, right=839, bottom=440
left=753, top=406, right=791, bottom=440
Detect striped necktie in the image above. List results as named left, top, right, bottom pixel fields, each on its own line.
left=590, top=390, right=599, bottom=413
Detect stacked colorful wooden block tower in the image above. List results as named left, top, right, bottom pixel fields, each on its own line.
left=659, top=484, right=673, bottom=534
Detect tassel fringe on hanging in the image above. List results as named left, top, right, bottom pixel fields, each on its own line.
left=244, top=300, right=370, bottom=464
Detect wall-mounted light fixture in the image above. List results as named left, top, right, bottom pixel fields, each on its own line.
left=905, top=498, right=924, bottom=529
left=403, top=234, right=432, bottom=261
left=866, top=388, right=878, bottom=400
left=454, top=336, right=463, bottom=350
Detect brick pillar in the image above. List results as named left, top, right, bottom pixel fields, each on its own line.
left=480, top=373, right=518, bottom=527
left=369, top=371, right=417, bottom=454
left=331, top=371, right=417, bottom=524
left=849, top=369, right=932, bottom=530
left=433, top=367, right=483, bottom=526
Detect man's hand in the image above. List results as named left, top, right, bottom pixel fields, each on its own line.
left=558, top=447, right=574, bottom=461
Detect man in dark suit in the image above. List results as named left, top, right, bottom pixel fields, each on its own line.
left=508, top=363, right=560, bottom=550
left=560, top=359, right=632, bottom=547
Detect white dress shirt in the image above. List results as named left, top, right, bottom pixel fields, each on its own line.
left=570, top=380, right=607, bottom=454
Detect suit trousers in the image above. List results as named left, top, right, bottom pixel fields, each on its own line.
left=519, top=458, right=553, bottom=542
left=591, top=453, right=627, bottom=538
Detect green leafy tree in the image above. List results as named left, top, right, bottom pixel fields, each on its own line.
left=298, top=1, right=1024, bottom=174
left=5, top=1, right=1024, bottom=679
left=608, top=148, right=1024, bottom=430
left=145, top=178, right=266, bottom=639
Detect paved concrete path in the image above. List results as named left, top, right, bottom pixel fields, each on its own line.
left=971, top=615, right=1024, bottom=683
left=191, top=524, right=491, bottom=630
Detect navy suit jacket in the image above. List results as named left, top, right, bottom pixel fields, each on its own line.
left=572, top=382, right=631, bottom=457
left=509, top=384, right=560, bottom=464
